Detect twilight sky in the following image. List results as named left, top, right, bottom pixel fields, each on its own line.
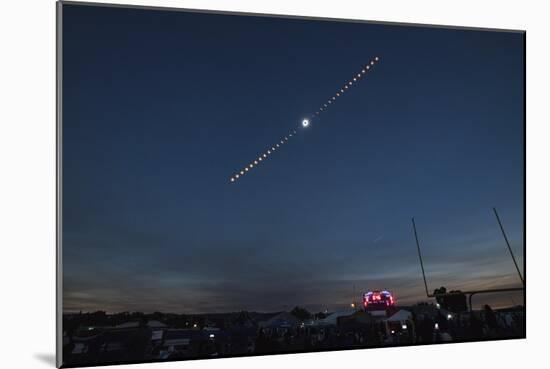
left=62, top=4, right=525, bottom=313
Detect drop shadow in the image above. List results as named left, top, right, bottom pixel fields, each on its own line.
left=34, top=353, right=56, bottom=367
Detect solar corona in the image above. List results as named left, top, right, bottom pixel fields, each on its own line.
left=229, top=57, right=380, bottom=183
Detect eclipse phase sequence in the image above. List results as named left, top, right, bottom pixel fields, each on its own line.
left=230, top=56, right=380, bottom=183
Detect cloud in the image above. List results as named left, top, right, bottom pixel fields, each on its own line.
left=62, top=210, right=524, bottom=313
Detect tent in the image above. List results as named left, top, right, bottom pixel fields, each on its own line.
left=258, top=312, right=300, bottom=329
left=317, top=309, right=356, bottom=326
left=385, top=309, right=412, bottom=322
left=115, top=320, right=167, bottom=329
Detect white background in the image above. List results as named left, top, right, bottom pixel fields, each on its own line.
left=0, top=0, right=548, bottom=368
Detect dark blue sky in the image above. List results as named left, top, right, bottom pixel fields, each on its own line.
left=62, top=4, right=524, bottom=313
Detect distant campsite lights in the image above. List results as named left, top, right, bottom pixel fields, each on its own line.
left=230, top=56, right=381, bottom=183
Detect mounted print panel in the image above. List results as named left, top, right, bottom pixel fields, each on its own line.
left=57, top=1, right=525, bottom=367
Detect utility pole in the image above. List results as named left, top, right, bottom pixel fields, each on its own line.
left=412, top=218, right=430, bottom=297
left=352, top=283, right=357, bottom=310
left=493, top=207, right=524, bottom=285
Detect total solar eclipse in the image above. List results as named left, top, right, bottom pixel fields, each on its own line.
left=229, top=57, right=381, bottom=183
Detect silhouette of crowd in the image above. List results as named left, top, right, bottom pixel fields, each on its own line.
left=62, top=304, right=525, bottom=366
